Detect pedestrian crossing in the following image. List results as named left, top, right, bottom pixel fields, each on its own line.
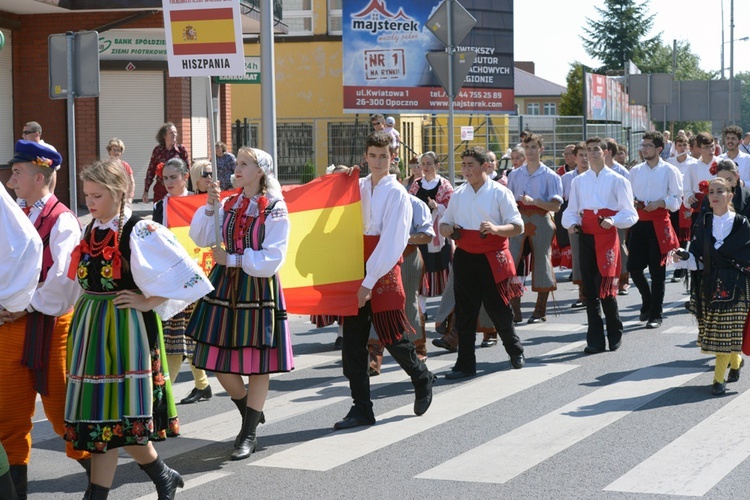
left=28, top=323, right=750, bottom=499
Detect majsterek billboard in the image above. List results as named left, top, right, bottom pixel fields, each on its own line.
left=342, top=0, right=514, bottom=114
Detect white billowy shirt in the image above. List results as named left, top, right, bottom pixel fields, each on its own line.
left=358, top=174, right=412, bottom=289
left=89, top=212, right=213, bottom=320
left=719, top=151, right=750, bottom=185
left=190, top=192, right=290, bottom=279
left=24, top=194, right=82, bottom=316
left=684, top=156, right=718, bottom=207
left=561, top=167, right=638, bottom=230
left=628, top=159, right=683, bottom=212
left=442, top=177, right=523, bottom=232
left=667, top=154, right=698, bottom=196
left=0, top=184, right=42, bottom=313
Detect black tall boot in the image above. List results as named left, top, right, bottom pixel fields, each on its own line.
left=85, top=484, right=110, bottom=500
left=231, top=407, right=264, bottom=461
left=8, top=466, right=26, bottom=500
left=0, top=469, right=19, bottom=500
left=231, top=395, right=265, bottom=449
left=138, top=457, right=184, bottom=500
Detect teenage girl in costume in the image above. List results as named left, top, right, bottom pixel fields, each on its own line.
left=186, top=147, right=293, bottom=461
left=64, top=159, right=212, bottom=499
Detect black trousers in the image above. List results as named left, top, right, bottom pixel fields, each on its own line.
left=453, top=248, right=523, bottom=372
left=626, top=220, right=666, bottom=320
left=579, top=233, right=623, bottom=350
left=342, top=300, right=430, bottom=422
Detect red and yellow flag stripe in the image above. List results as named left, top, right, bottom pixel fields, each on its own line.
left=169, top=8, right=237, bottom=55
left=165, top=174, right=363, bottom=316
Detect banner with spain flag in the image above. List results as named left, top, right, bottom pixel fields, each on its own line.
left=165, top=173, right=363, bottom=316
left=162, top=0, right=245, bottom=77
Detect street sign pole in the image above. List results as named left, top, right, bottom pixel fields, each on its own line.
left=425, top=0, right=476, bottom=185
left=66, top=32, right=78, bottom=212
left=447, top=0, right=455, bottom=185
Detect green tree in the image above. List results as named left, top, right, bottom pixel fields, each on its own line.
left=581, top=0, right=661, bottom=72
left=559, top=62, right=585, bottom=116
left=735, top=72, right=750, bottom=133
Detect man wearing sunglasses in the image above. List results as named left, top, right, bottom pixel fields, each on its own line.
left=20, top=121, right=59, bottom=196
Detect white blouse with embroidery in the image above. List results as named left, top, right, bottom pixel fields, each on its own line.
left=85, top=212, right=213, bottom=320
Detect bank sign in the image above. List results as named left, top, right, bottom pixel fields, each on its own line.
left=342, top=0, right=514, bottom=114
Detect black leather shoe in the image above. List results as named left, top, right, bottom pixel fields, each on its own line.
left=639, top=310, right=649, bottom=321
left=527, top=316, right=546, bottom=324
left=444, top=368, right=475, bottom=380
left=414, top=373, right=436, bottom=416
left=727, top=360, right=744, bottom=383
left=480, top=339, right=498, bottom=348
left=571, top=300, right=586, bottom=309
left=646, top=319, right=662, bottom=329
left=609, top=340, right=622, bottom=351
left=180, top=386, right=212, bottom=404
left=333, top=416, right=375, bottom=430
left=432, top=338, right=457, bottom=352
left=712, top=381, right=727, bottom=396
left=510, top=354, right=525, bottom=369
left=584, top=346, right=605, bottom=354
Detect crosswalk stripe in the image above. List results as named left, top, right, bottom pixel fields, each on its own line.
left=249, top=362, right=577, bottom=472
left=126, top=359, right=455, bottom=463
left=662, top=326, right=696, bottom=334
left=416, top=365, right=703, bottom=484
left=132, top=471, right=231, bottom=500
left=604, top=388, right=750, bottom=496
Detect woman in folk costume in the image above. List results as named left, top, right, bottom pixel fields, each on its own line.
left=64, top=160, right=213, bottom=499
left=408, top=152, right=454, bottom=310
left=153, top=157, right=213, bottom=405
left=675, top=177, right=750, bottom=396
left=186, top=147, right=293, bottom=461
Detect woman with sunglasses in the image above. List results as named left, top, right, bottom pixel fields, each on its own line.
left=190, top=160, right=214, bottom=195
left=153, top=158, right=214, bottom=406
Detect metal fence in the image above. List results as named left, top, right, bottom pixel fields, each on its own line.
left=231, top=115, right=646, bottom=182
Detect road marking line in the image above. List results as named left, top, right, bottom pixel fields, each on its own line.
left=128, top=359, right=454, bottom=462
left=132, top=471, right=231, bottom=500
left=416, top=365, right=702, bottom=484
left=250, top=363, right=577, bottom=472
left=605, top=389, right=750, bottom=496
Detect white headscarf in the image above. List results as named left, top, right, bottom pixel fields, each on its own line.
left=251, top=148, right=283, bottom=199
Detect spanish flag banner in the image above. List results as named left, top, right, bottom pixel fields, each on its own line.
left=161, top=0, right=245, bottom=78
left=165, top=173, right=363, bottom=316
left=279, top=173, right=363, bottom=316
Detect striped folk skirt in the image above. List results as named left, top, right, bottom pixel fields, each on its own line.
left=186, top=265, right=294, bottom=375
left=163, top=303, right=197, bottom=357
left=419, top=240, right=452, bottom=297
left=64, top=293, right=179, bottom=453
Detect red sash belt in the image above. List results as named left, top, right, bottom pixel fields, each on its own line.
left=517, top=202, right=549, bottom=217
left=636, top=206, right=679, bottom=265
left=581, top=209, right=620, bottom=298
left=22, top=312, right=57, bottom=396
left=691, top=192, right=706, bottom=213
left=678, top=205, right=693, bottom=242
left=363, top=235, right=412, bottom=345
left=456, top=230, right=523, bottom=304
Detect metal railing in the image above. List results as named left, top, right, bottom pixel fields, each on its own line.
left=231, top=115, right=646, bottom=182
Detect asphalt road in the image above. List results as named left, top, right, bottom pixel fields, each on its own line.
left=25, top=269, right=750, bottom=500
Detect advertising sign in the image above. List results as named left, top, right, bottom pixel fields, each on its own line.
left=342, top=0, right=514, bottom=114
left=162, top=0, right=245, bottom=77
